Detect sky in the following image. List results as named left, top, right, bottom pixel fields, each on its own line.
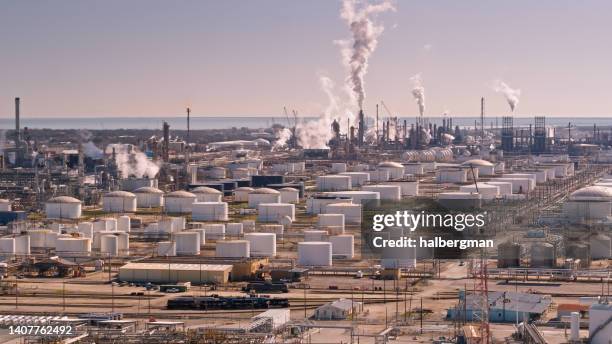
left=1, top=0, right=611, bottom=119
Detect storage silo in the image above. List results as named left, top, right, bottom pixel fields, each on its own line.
left=192, top=202, right=229, bottom=221
left=324, top=202, right=362, bottom=224
left=362, top=185, right=401, bottom=201
left=258, top=203, right=295, bottom=222
left=248, top=188, right=281, bottom=208
left=226, top=223, right=244, bottom=235
left=157, top=241, right=176, bottom=257
left=339, top=172, right=370, bottom=187
left=133, top=186, right=164, bottom=208
left=164, top=190, right=197, bottom=213
left=279, top=187, right=300, bottom=203
left=530, top=243, right=555, bottom=268
left=377, top=161, right=405, bottom=180
left=216, top=240, right=250, bottom=258
left=45, top=196, right=82, bottom=219
left=245, top=233, right=276, bottom=257
left=103, top=191, right=137, bottom=213
left=192, top=186, right=223, bottom=202
left=329, top=234, right=354, bottom=258
left=175, top=232, right=201, bottom=256
left=298, top=242, right=332, bottom=266
left=590, top=233, right=612, bottom=259
left=100, top=235, right=119, bottom=256
left=304, top=230, right=328, bottom=241
left=234, top=187, right=254, bottom=202
left=497, top=242, right=521, bottom=268
left=316, top=175, right=351, bottom=191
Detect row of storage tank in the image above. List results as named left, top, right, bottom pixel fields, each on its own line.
left=497, top=234, right=612, bottom=268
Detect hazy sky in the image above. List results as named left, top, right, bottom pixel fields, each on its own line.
left=1, top=0, right=611, bottom=118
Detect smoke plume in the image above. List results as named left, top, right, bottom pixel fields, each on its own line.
left=107, top=144, right=160, bottom=179
left=296, top=76, right=340, bottom=149
left=82, top=141, right=104, bottom=159
left=339, top=0, right=395, bottom=110
left=271, top=128, right=292, bottom=151
left=410, top=73, right=425, bottom=116
left=493, top=80, right=520, bottom=112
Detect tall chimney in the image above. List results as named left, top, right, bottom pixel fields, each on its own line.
left=15, top=97, right=20, bottom=143
left=186, top=107, right=191, bottom=144
left=480, top=97, right=485, bottom=139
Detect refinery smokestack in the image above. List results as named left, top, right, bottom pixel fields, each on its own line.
left=15, top=97, right=20, bottom=142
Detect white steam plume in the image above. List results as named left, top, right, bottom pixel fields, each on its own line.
left=493, top=80, right=520, bottom=112
left=82, top=141, right=104, bottom=159
left=107, top=144, right=160, bottom=179
left=296, top=76, right=340, bottom=149
left=410, top=73, right=425, bottom=117
left=271, top=128, right=292, bottom=151
left=339, top=0, right=395, bottom=110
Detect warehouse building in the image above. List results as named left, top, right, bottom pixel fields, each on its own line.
left=118, top=262, right=232, bottom=284
left=447, top=291, right=551, bottom=323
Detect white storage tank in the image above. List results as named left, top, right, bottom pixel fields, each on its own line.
left=226, top=223, right=244, bottom=235
left=164, top=190, right=197, bottom=213
left=484, top=181, right=513, bottom=196
left=104, top=218, right=118, bottom=231
left=339, top=172, right=370, bottom=187
left=245, top=233, right=276, bottom=257
left=461, top=159, right=495, bottom=176
left=316, top=175, right=351, bottom=191
left=279, top=187, right=300, bottom=203
left=459, top=183, right=500, bottom=200
left=100, top=235, right=119, bottom=256
left=28, top=230, right=58, bottom=248
left=175, top=232, right=201, bottom=256
left=438, top=192, right=482, bottom=210
left=590, top=234, right=612, bottom=259
left=103, top=191, right=137, bottom=213
left=45, top=196, right=82, bottom=219
left=563, top=186, right=612, bottom=222
left=403, top=163, right=424, bottom=175
left=385, top=180, right=419, bottom=197
left=306, top=195, right=352, bottom=214
left=368, top=170, right=390, bottom=182
left=329, top=234, right=354, bottom=258
left=216, top=240, right=250, bottom=258
left=325, top=191, right=380, bottom=205
left=331, top=163, right=347, bottom=173
left=157, top=241, right=176, bottom=257
left=298, top=242, right=332, bottom=266
left=304, top=230, right=327, bottom=241
left=248, top=188, right=281, bottom=208
left=436, top=168, right=469, bottom=183
left=324, top=203, right=362, bottom=224
left=203, top=223, right=225, bottom=240
left=503, top=173, right=538, bottom=184
left=117, top=215, right=131, bottom=232
left=192, top=202, right=229, bottom=221
left=258, top=203, right=295, bottom=222
left=318, top=214, right=345, bottom=229
left=133, top=186, right=164, bottom=208
left=55, top=237, right=91, bottom=257
left=13, top=236, right=30, bottom=255
left=377, top=161, right=405, bottom=180
left=192, top=186, right=223, bottom=202
left=530, top=243, right=555, bottom=268
left=0, top=199, right=11, bottom=212
left=362, top=185, right=401, bottom=201
left=234, top=187, right=254, bottom=202
left=77, top=222, right=94, bottom=238
left=0, top=237, right=15, bottom=254
left=492, top=177, right=535, bottom=193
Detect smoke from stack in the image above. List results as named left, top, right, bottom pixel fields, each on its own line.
left=82, top=142, right=104, bottom=159
left=493, top=80, right=520, bottom=112
left=339, top=0, right=395, bottom=110
left=410, top=73, right=425, bottom=117
left=106, top=143, right=160, bottom=179
left=296, top=76, right=339, bottom=149
left=271, top=128, right=292, bottom=151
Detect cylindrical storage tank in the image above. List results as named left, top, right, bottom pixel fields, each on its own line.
left=306, top=196, right=353, bottom=214
left=461, top=159, right=495, bottom=176
left=331, top=163, right=347, bottom=173
left=0, top=237, right=15, bottom=254
left=324, top=203, right=362, bottom=224
left=164, top=191, right=197, bottom=213
left=484, top=182, right=513, bottom=196
left=377, top=162, right=405, bottom=180
left=28, top=230, right=57, bottom=248
left=203, top=223, right=225, bottom=240
left=362, top=185, right=401, bottom=201
left=317, top=214, right=345, bottom=229
left=279, top=187, right=300, bottom=204
left=385, top=181, right=419, bottom=197
left=248, top=188, right=281, bottom=208
left=175, top=232, right=201, bottom=256
left=316, top=175, right=351, bottom=191
left=0, top=199, right=11, bottom=212
left=100, top=235, right=119, bottom=256
left=590, top=234, right=612, bottom=259
left=245, top=233, right=276, bottom=257
left=459, top=183, right=500, bottom=200
left=491, top=178, right=535, bottom=193
left=117, top=216, right=131, bottom=232
left=55, top=237, right=91, bottom=257
left=234, top=187, right=254, bottom=202
left=329, top=234, right=354, bottom=258
left=92, top=220, right=108, bottom=232
left=116, top=232, right=129, bottom=254
left=157, top=241, right=176, bottom=257
left=133, top=187, right=164, bottom=208
left=530, top=243, right=555, bottom=268
left=77, top=222, right=94, bottom=238
left=304, top=230, right=327, bottom=241
left=497, top=242, right=521, bottom=268
left=325, top=191, right=380, bottom=206
left=103, top=191, right=137, bottom=213
left=105, top=218, right=117, bottom=231
left=14, top=236, right=30, bottom=255
left=403, top=163, right=424, bottom=175
left=45, top=196, right=82, bottom=219
left=258, top=203, right=295, bottom=222
left=192, top=187, right=223, bottom=202
left=438, top=192, right=482, bottom=210
left=368, top=170, right=390, bottom=182
left=216, top=240, right=250, bottom=258
left=192, top=202, right=229, bottom=221
left=226, top=223, right=244, bottom=236
left=339, top=172, right=370, bottom=187
left=298, top=242, right=332, bottom=266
